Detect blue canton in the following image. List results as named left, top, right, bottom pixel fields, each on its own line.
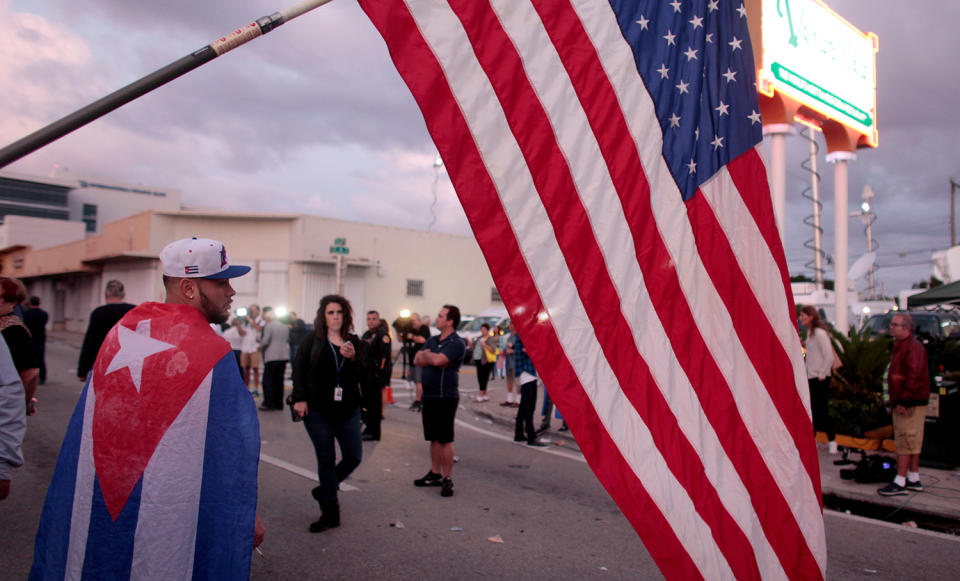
left=610, top=0, right=763, bottom=200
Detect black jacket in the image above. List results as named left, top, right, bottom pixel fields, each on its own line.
left=291, top=333, right=366, bottom=419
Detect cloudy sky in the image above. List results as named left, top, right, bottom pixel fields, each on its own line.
left=2, top=0, right=958, bottom=296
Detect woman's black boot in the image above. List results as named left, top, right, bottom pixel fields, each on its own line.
left=309, top=500, right=340, bottom=533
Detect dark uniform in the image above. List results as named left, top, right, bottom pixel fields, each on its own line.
left=361, top=326, right=392, bottom=440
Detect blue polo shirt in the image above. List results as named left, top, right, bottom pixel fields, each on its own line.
left=420, top=332, right=466, bottom=399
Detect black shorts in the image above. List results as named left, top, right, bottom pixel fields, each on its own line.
left=422, top=397, right=459, bottom=444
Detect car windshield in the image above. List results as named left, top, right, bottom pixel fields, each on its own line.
left=863, top=314, right=942, bottom=337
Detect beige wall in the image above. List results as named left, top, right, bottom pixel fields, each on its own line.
left=9, top=209, right=503, bottom=332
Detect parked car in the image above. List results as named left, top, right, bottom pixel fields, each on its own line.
left=861, top=311, right=960, bottom=343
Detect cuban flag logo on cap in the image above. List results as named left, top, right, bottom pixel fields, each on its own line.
left=184, top=265, right=200, bottom=275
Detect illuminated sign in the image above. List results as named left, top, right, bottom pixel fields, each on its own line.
left=759, top=0, right=878, bottom=146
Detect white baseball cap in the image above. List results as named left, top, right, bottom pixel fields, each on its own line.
left=160, top=237, right=251, bottom=279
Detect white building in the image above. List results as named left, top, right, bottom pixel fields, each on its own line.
left=2, top=209, right=501, bottom=333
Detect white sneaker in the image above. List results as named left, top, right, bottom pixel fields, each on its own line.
left=828, top=441, right=838, bottom=455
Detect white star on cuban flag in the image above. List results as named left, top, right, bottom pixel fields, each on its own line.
left=104, top=319, right=175, bottom=393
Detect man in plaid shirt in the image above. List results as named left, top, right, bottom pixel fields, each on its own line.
left=512, top=334, right=546, bottom=447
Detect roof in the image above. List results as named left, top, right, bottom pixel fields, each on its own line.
left=906, top=280, right=960, bottom=308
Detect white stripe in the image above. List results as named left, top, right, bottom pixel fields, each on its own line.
left=130, top=371, right=212, bottom=580
left=575, top=0, right=826, bottom=571
left=490, top=1, right=785, bottom=577
left=65, top=383, right=96, bottom=581
left=700, top=164, right=810, bottom=412
left=406, top=2, right=733, bottom=578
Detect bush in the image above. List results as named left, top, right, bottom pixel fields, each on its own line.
left=828, top=325, right=892, bottom=435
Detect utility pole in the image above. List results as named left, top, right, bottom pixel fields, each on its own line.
left=951, top=177, right=959, bottom=247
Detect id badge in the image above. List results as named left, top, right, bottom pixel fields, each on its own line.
left=334, top=386, right=343, bottom=402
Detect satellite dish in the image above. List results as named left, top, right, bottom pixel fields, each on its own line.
left=848, top=252, right=876, bottom=281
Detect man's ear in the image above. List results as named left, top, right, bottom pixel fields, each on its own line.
left=179, top=278, right=199, bottom=301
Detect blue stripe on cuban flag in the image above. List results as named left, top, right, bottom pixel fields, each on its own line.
left=610, top=0, right=763, bottom=200
left=29, top=352, right=258, bottom=581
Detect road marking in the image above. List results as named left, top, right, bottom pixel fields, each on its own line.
left=456, top=417, right=586, bottom=463
left=259, top=453, right=359, bottom=491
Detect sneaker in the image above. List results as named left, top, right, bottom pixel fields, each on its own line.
left=409, top=400, right=422, bottom=412
left=513, top=436, right=526, bottom=442
left=527, top=439, right=548, bottom=447
left=877, top=482, right=909, bottom=496
left=440, top=477, right=454, bottom=497
left=414, top=471, right=442, bottom=487
left=499, top=401, right=513, bottom=407
left=828, top=441, right=838, bottom=455
left=558, top=425, right=569, bottom=432
left=905, top=480, right=924, bottom=492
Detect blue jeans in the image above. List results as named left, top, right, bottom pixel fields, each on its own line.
left=303, top=406, right=362, bottom=502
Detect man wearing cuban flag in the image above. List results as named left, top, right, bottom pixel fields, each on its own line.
left=30, top=237, right=264, bottom=580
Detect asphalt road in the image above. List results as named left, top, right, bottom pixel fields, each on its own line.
left=3, top=335, right=960, bottom=580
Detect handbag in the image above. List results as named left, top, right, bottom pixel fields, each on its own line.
left=484, top=344, right=498, bottom=363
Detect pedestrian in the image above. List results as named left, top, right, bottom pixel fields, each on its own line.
left=30, top=237, right=263, bottom=579
left=500, top=326, right=519, bottom=407
left=512, top=333, right=548, bottom=447
left=0, top=338, right=26, bottom=501
left=412, top=305, right=466, bottom=497
left=77, top=279, right=136, bottom=382
left=259, top=307, right=290, bottom=411
left=878, top=313, right=931, bottom=496
left=470, top=323, right=497, bottom=402
left=290, top=295, right=366, bottom=533
left=286, top=310, right=308, bottom=362
left=222, top=317, right=245, bottom=369
left=22, top=297, right=48, bottom=386
left=799, top=305, right=839, bottom=454
left=361, top=310, right=390, bottom=441
left=239, top=304, right=264, bottom=395
left=0, top=278, right=39, bottom=415
left=379, top=318, right=396, bottom=408
left=405, top=313, right=431, bottom=411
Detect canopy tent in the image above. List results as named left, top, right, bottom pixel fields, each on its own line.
left=907, top=280, right=960, bottom=308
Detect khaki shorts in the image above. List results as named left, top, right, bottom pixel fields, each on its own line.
left=893, top=405, right=927, bottom=455
left=241, top=351, right=262, bottom=368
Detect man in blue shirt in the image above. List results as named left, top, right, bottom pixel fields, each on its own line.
left=412, top=305, right=466, bottom=497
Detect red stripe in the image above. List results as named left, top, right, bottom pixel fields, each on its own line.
left=530, top=2, right=821, bottom=578
left=354, top=2, right=702, bottom=577
left=449, top=1, right=760, bottom=578
left=729, top=149, right=799, bottom=329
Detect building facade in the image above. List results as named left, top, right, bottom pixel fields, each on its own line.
left=2, top=210, right=502, bottom=333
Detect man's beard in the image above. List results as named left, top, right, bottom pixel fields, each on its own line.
left=199, top=289, right=228, bottom=324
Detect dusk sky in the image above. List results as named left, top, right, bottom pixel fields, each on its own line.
left=2, top=0, right=958, bottom=296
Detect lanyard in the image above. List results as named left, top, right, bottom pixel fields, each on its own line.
left=329, top=341, right=346, bottom=386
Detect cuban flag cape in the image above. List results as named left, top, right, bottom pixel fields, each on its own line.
left=30, top=302, right=260, bottom=580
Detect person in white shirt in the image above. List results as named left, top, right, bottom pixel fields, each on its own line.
left=799, top=305, right=838, bottom=454
left=240, top=305, right=264, bottom=394
left=223, top=318, right=245, bottom=370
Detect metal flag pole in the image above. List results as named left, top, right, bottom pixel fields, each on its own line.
left=0, top=0, right=334, bottom=169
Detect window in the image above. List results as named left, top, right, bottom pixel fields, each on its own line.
left=406, top=279, right=424, bottom=297
left=491, top=287, right=502, bottom=302
left=82, top=203, right=98, bottom=233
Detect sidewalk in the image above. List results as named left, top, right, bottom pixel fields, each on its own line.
left=443, top=364, right=960, bottom=529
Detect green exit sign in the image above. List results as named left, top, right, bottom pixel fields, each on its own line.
left=330, top=245, right=349, bottom=255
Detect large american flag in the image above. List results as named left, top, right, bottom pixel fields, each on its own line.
left=359, top=1, right=826, bottom=578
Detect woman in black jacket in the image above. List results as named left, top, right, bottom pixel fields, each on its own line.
left=291, top=295, right=366, bottom=533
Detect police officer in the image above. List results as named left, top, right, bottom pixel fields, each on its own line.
left=361, top=310, right=391, bottom=441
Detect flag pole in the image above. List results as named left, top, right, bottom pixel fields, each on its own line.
left=0, top=0, right=335, bottom=169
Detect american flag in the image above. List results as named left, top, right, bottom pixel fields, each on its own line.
left=359, top=1, right=826, bottom=578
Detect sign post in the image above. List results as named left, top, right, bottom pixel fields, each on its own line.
left=330, top=237, right=349, bottom=295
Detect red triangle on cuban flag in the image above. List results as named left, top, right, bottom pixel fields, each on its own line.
left=90, top=302, right=230, bottom=521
